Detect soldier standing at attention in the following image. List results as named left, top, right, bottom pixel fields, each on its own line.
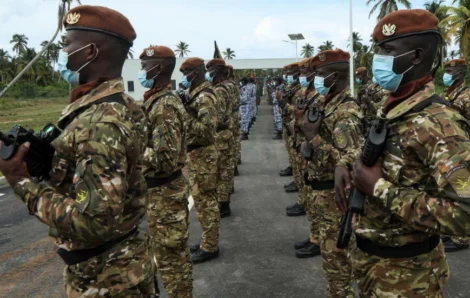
left=239, top=77, right=250, bottom=140
left=439, top=58, right=470, bottom=253
left=0, top=5, right=156, bottom=297
left=179, top=57, right=221, bottom=263
left=225, top=65, right=242, bottom=173
left=300, top=50, right=362, bottom=297
left=138, top=45, right=193, bottom=297
left=206, top=58, right=234, bottom=218
left=271, top=77, right=284, bottom=140
left=340, top=9, right=470, bottom=297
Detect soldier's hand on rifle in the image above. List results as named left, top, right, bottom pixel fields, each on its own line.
left=0, top=142, right=31, bottom=186
left=334, top=166, right=352, bottom=214
left=302, top=114, right=323, bottom=142
left=352, top=154, right=383, bottom=197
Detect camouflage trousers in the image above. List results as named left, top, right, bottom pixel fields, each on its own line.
left=186, top=145, right=220, bottom=253
left=272, top=104, right=282, bottom=131
left=304, top=185, right=320, bottom=244
left=292, top=138, right=307, bottom=207
left=451, top=236, right=470, bottom=244
left=232, top=112, right=241, bottom=165
left=282, top=129, right=294, bottom=168
left=64, top=229, right=157, bottom=298
left=216, top=132, right=235, bottom=203
left=145, top=175, right=193, bottom=298
left=240, top=105, right=250, bottom=133
left=312, top=189, right=354, bottom=298
left=351, top=242, right=449, bottom=298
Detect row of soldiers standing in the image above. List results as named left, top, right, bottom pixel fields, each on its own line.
left=0, top=5, right=243, bottom=298
left=239, top=77, right=263, bottom=140
left=266, top=8, right=470, bottom=297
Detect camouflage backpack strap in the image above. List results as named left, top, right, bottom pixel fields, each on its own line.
left=342, top=96, right=358, bottom=104
left=408, top=94, right=450, bottom=114
left=451, top=86, right=468, bottom=103
left=58, top=92, right=126, bottom=129
left=186, top=87, right=216, bottom=107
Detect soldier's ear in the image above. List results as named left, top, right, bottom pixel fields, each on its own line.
left=412, top=48, right=424, bottom=65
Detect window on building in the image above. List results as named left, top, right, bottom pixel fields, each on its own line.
left=127, top=81, right=135, bottom=92
left=171, top=80, right=176, bottom=90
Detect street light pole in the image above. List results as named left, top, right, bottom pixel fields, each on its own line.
left=349, top=0, right=354, bottom=96
left=296, top=40, right=298, bottom=61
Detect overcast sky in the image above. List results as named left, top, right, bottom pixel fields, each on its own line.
left=0, top=0, right=454, bottom=60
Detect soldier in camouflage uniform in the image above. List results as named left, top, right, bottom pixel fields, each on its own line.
left=225, top=65, right=241, bottom=173
left=281, top=63, right=303, bottom=195
left=279, top=66, right=294, bottom=178
left=139, top=46, right=193, bottom=298
left=439, top=58, right=470, bottom=252
left=355, top=67, right=389, bottom=128
left=179, top=57, right=221, bottom=264
left=206, top=59, right=234, bottom=218
left=271, top=77, right=284, bottom=140
left=0, top=6, right=156, bottom=297
left=300, top=50, right=362, bottom=298
left=290, top=57, right=321, bottom=258
left=343, top=10, right=470, bottom=297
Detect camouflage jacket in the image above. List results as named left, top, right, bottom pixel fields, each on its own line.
left=142, top=85, right=187, bottom=179
left=213, top=82, right=232, bottom=129
left=306, top=89, right=363, bottom=181
left=357, top=82, right=470, bottom=246
left=225, top=79, right=240, bottom=112
left=444, top=82, right=470, bottom=120
left=294, top=87, right=317, bottom=128
left=240, top=84, right=250, bottom=106
left=13, top=78, right=147, bottom=251
left=185, top=81, right=218, bottom=147
left=281, top=83, right=302, bottom=123
left=358, top=81, right=389, bottom=121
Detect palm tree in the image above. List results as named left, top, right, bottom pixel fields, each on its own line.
left=223, top=48, right=236, bottom=59
left=0, top=49, right=11, bottom=61
left=357, top=45, right=374, bottom=72
left=449, top=50, right=458, bottom=59
left=10, top=34, right=29, bottom=55
left=443, top=0, right=470, bottom=59
left=174, top=41, right=190, bottom=58
left=318, top=41, right=334, bottom=52
left=300, top=43, right=314, bottom=58
left=425, top=1, right=450, bottom=60
left=367, top=0, right=412, bottom=20
left=347, top=32, right=363, bottom=53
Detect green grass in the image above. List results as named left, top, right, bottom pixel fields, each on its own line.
left=0, top=97, right=68, bottom=133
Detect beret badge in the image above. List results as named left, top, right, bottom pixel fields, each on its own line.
left=382, top=24, right=396, bottom=36
left=319, top=54, right=326, bottom=62
left=146, top=48, right=155, bottom=56
left=450, top=61, right=456, bottom=67
left=66, top=12, right=81, bottom=25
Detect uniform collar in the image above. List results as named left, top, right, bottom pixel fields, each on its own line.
left=386, top=82, right=435, bottom=120
left=189, top=81, right=212, bottom=99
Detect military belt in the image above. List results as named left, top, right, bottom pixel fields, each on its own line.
left=145, top=169, right=183, bottom=189
left=307, top=180, right=334, bottom=190
left=56, top=228, right=138, bottom=265
left=187, top=144, right=205, bottom=152
left=356, top=234, right=440, bottom=259
left=216, top=124, right=229, bottom=132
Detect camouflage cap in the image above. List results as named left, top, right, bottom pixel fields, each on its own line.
left=139, top=45, right=175, bottom=59
left=310, top=49, right=350, bottom=69
left=372, top=9, right=438, bottom=45
left=180, top=57, right=205, bottom=72
left=63, top=5, right=136, bottom=46
left=445, top=59, right=467, bottom=68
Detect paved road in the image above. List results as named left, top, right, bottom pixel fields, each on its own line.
left=1, top=102, right=470, bottom=297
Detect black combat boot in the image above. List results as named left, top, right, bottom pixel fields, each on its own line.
left=272, top=130, right=282, bottom=140
left=285, top=182, right=299, bottom=193
left=234, top=166, right=239, bottom=176
left=191, top=248, right=219, bottom=264
left=238, top=158, right=241, bottom=165
left=295, top=242, right=321, bottom=258
left=294, top=238, right=311, bottom=250
left=284, top=180, right=295, bottom=189
left=219, top=202, right=231, bottom=218
left=286, top=203, right=305, bottom=216
left=279, top=166, right=293, bottom=176
left=190, top=243, right=200, bottom=253
left=241, top=133, right=248, bottom=140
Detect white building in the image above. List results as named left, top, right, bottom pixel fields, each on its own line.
left=122, top=58, right=297, bottom=101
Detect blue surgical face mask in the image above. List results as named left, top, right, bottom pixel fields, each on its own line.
left=287, top=74, right=298, bottom=85
left=355, top=78, right=362, bottom=84
left=443, top=72, right=458, bottom=87
left=314, top=73, right=334, bottom=96
left=299, top=76, right=308, bottom=87
left=181, top=71, right=195, bottom=88
left=58, top=44, right=97, bottom=85
left=205, top=71, right=214, bottom=82
left=282, top=74, right=287, bottom=81
left=138, top=64, right=159, bottom=89
left=372, top=50, right=415, bottom=92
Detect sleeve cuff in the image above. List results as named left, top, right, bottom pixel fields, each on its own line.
left=13, top=178, right=41, bottom=211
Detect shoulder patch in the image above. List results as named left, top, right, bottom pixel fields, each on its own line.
left=333, top=130, right=348, bottom=149
left=75, top=180, right=90, bottom=213
left=445, top=164, right=470, bottom=198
